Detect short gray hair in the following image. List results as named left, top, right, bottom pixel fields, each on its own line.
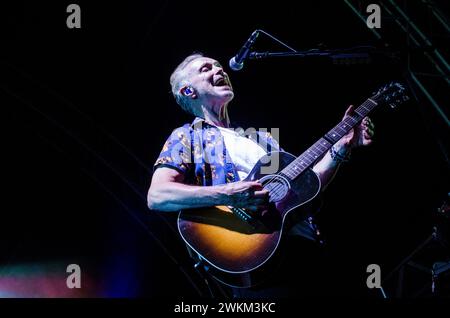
left=170, top=52, right=204, bottom=114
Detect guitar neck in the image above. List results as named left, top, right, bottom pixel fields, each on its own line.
left=280, top=98, right=378, bottom=180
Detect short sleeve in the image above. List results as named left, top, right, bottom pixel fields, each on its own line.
left=154, top=126, right=193, bottom=174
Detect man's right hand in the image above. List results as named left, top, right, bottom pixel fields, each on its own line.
left=222, top=181, right=269, bottom=212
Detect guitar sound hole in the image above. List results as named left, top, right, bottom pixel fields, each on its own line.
left=260, top=175, right=290, bottom=202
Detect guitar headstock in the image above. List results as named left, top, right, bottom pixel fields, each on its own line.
left=372, top=82, right=409, bottom=109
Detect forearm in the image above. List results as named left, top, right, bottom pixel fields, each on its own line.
left=312, top=143, right=350, bottom=190
left=148, top=182, right=229, bottom=212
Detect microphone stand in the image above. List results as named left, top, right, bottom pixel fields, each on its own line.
left=246, top=29, right=396, bottom=66
left=249, top=50, right=373, bottom=65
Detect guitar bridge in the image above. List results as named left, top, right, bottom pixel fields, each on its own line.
left=229, top=206, right=256, bottom=227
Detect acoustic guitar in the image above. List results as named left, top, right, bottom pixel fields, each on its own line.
left=178, top=82, right=409, bottom=287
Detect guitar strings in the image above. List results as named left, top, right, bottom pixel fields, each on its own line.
left=260, top=99, right=376, bottom=205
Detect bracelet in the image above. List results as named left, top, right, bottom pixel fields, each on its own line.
left=330, top=145, right=351, bottom=163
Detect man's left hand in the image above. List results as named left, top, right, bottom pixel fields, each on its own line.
left=337, top=105, right=375, bottom=150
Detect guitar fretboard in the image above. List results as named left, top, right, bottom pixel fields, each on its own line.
left=280, top=98, right=378, bottom=180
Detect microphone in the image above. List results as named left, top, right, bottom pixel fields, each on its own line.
left=229, top=30, right=259, bottom=71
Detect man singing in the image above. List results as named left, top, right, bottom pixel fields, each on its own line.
left=147, top=53, right=374, bottom=297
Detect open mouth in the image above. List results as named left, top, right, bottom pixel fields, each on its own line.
left=213, top=77, right=228, bottom=87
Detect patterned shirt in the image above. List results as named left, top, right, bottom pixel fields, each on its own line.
left=153, top=117, right=321, bottom=242
left=154, top=117, right=281, bottom=186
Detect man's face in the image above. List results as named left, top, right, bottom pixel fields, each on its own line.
left=183, top=57, right=234, bottom=105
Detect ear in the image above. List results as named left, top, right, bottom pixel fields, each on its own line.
left=180, top=86, right=197, bottom=99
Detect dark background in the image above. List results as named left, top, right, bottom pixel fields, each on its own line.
left=0, top=1, right=448, bottom=298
